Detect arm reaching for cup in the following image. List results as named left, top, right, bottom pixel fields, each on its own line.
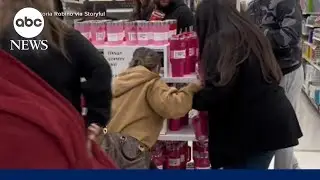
left=147, top=79, right=202, bottom=119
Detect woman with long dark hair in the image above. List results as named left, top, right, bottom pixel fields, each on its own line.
left=192, top=0, right=302, bottom=169
left=131, top=0, right=155, bottom=20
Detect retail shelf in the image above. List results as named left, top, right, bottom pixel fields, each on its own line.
left=106, top=8, right=133, bottom=13
left=162, top=74, right=197, bottom=83
left=302, top=87, right=319, bottom=111
left=303, top=32, right=309, bottom=36
left=303, top=12, right=320, bottom=15
left=158, top=126, right=196, bottom=141
left=303, top=40, right=316, bottom=48
left=94, top=44, right=169, bottom=51
left=303, top=56, right=320, bottom=71
left=313, top=36, right=320, bottom=42
left=303, top=84, right=307, bottom=91
left=63, top=0, right=83, bottom=4
left=305, top=24, right=320, bottom=28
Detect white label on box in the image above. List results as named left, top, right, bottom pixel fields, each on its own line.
left=137, top=32, right=149, bottom=41
left=118, top=31, right=125, bottom=40
left=157, top=165, right=163, bottom=169
left=181, top=154, right=185, bottom=162
left=128, top=32, right=137, bottom=41
left=173, top=50, right=186, bottom=59
left=108, top=33, right=118, bottom=42
left=169, top=30, right=176, bottom=38
left=149, top=32, right=154, bottom=40
left=96, top=32, right=105, bottom=41
left=164, top=32, right=169, bottom=41
left=189, top=48, right=195, bottom=56
left=154, top=32, right=166, bottom=41
left=168, top=158, right=180, bottom=166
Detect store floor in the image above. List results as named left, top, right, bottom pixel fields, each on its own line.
left=269, top=92, right=320, bottom=169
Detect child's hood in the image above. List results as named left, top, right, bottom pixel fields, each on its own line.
left=112, top=66, right=160, bottom=97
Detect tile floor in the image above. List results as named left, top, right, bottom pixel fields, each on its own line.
left=269, top=92, right=320, bottom=169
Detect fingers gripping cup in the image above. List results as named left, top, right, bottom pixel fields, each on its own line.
left=192, top=111, right=208, bottom=142
left=149, top=10, right=165, bottom=21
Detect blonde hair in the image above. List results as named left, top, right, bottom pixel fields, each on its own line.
left=0, top=0, right=70, bottom=59
left=129, top=47, right=161, bottom=70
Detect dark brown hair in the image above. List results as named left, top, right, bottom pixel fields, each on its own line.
left=129, top=47, right=161, bottom=71
left=196, top=0, right=282, bottom=86
left=0, top=0, right=70, bottom=59
left=131, top=0, right=155, bottom=20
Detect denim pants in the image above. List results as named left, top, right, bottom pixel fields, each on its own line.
left=224, top=151, right=275, bottom=169
left=274, top=66, right=304, bottom=169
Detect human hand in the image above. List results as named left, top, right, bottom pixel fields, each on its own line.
left=88, top=123, right=102, bottom=143
left=87, top=123, right=102, bottom=157
left=192, top=79, right=202, bottom=87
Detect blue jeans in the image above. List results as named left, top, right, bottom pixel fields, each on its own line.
left=224, top=151, right=275, bottom=169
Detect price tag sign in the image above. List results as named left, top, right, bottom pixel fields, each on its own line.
left=103, top=46, right=138, bottom=77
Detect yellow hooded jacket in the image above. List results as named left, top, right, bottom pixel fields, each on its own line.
left=107, top=66, right=201, bottom=148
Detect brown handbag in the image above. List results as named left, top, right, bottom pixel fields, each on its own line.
left=99, top=128, right=152, bottom=169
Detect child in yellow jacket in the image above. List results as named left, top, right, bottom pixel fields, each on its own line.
left=101, top=47, right=201, bottom=169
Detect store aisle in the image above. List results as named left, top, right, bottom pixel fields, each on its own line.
left=288, top=92, right=320, bottom=169
left=269, top=92, right=320, bottom=169
left=296, top=92, right=320, bottom=151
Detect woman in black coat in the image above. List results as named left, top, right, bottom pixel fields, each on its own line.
left=192, top=0, right=302, bottom=169
left=0, top=0, right=112, bottom=129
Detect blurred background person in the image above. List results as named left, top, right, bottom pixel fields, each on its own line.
left=193, top=0, right=302, bottom=169
left=131, top=0, right=155, bottom=20
left=247, top=0, right=303, bottom=169
left=131, top=0, right=194, bottom=32
left=0, top=0, right=112, bottom=129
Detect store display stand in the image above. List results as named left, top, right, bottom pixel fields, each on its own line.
left=94, top=43, right=197, bottom=141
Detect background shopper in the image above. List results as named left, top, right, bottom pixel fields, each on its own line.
left=0, top=0, right=112, bottom=128
left=193, top=0, right=302, bottom=169
left=247, top=0, right=303, bottom=169
left=131, top=0, right=155, bottom=21
left=132, top=0, right=195, bottom=32
left=0, top=50, right=117, bottom=169
left=105, top=47, right=201, bottom=169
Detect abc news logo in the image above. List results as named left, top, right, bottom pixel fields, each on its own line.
left=15, top=17, right=43, bottom=27
left=10, top=7, right=48, bottom=51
